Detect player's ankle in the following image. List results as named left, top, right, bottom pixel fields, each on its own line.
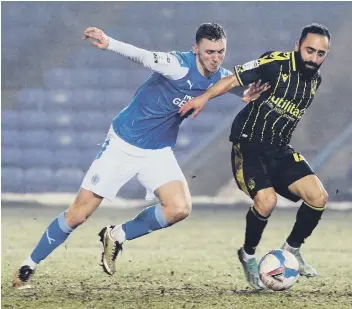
left=110, top=225, right=126, bottom=243
left=21, top=256, right=38, bottom=270
left=241, top=247, right=256, bottom=261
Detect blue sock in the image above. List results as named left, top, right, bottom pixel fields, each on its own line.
left=30, top=212, right=76, bottom=264
left=122, top=203, right=169, bottom=241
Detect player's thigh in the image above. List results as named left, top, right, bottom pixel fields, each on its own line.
left=137, top=148, right=190, bottom=206
left=231, top=143, right=272, bottom=199
left=288, top=174, right=328, bottom=207
left=272, top=150, right=316, bottom=203
left=81, top=129, right=138, bottom=201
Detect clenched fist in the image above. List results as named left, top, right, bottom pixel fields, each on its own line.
left=82, top=27, right=109, bottom=49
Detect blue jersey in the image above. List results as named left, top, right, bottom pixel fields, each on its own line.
left=112, top=51, right=231, bottom=149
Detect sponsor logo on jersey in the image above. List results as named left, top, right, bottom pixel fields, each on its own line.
left=266, top=95, right=306, bottom=120
left=172, top=94, right=193, bottom=107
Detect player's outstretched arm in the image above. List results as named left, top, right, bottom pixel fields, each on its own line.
left=82, top=27, right=187, bottom=80
left=179, top=74, right=239, bottom=118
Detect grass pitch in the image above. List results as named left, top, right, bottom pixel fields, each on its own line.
left=2, top=204, right=352, bottom=309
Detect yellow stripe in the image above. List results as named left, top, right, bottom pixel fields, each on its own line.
left=250, top=65, right=282, bottom=141
left=234, top=66, right=244, bottom=86
left=272, top=61, right=291, bottom=144
left=250, top=206, right=268, bottom=221
left=279, top=70, right=300, bottom=145
left=233, top=144, right=250, bottom=196
left=291, top=51, right=296, bottom=71
left=287, top=80, right=307, bottom=139
left=240, top=103, right=255, bottom=137
left=305, top=202, right=326, bottom=211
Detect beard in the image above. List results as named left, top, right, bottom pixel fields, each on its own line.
left=295, top=48, right=322, bottom=78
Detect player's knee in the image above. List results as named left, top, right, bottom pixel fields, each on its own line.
left=304, top=189, right=328, bottom=208
left=65, top=200, right=91, bottom=227
left=254, top=190, right=277, bottom=217
left=167, top=199, right=192, bottom=223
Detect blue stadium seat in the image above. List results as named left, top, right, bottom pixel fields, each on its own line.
left=20, top=130, right=51, bottom=148
left=100, top=69, right=150, bottom=88
left=54, top=168, right=84, bottom=192
left=69, top=49, right=135, bottom=69
left=46, top=111, right=74, bottom=130
left=1, top=167, right=24, bottom=193
left=70, top=89, right=105, bottom=110
left=24, top=168, right=54, bottom=193
left=22, top=148, right=53, bottom=168
left=104, top=89, right=134, bottom=112
left=73, top=111, right=111, bottom=130
left=44, top=90, right=73, bottom=111
left=76, top=131, right=106, bottom=149
left=2, top=147, right=22, bottom=167
left=2, top=130, right=21, bottom=147
left=77, top=148, right=98, bottom=171
left=50, top=131, right=77, bottom=149
left=53, top=149, right=82, bottom=168
left=17, top=88, right=46, bottom=110
left=19, top=111, right=52, bottom=130
left=2, top=110, right=20, bottom=130
left=43, top=68, right=73, bottom=89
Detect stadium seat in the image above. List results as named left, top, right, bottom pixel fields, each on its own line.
left=73, top=111, right=111, bottom=130
left=2, top=147, right=23, bottom=167
left=2, top=130, right=21, bottom=147
left=20, top=130, right=51, bottom=148
left=50, top=131, right=77, bottom=149
left=75, top=131, right=106, bottom=149
left=24, top=167, right=54, bottom=193
left=2, top=110, right=20, bottom=130
left=70, top=89, right=105, bottom=110
left=47, top=111, right=75, bottom=130
left=76, top=148, right=98, bottom=171
left=54, top=168, right=84, bottom=192
left=1, top=167, right=24, bottom=193
left=19, top=111, right=52, bottom=130
left=17, top=88, right=46, bottom=110
left=53, top=149, right=82, bottom=168
left=22, top=148, right=54, bottom=168
left=104, top=89, right=134, bottom=112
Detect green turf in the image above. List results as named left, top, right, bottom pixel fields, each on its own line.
left=2, top=205, right=352, bottom=309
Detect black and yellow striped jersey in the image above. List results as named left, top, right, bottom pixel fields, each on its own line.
left=231, top=51, right=322, bottom=147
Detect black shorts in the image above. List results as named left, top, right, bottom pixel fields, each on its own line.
left=231, top=140, right=315, bottom=202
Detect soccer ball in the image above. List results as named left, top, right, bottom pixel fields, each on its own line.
left=259, top=249, right=300, bottom=291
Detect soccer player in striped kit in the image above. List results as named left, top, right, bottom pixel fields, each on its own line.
left=180, top=24, right=331, bottom=289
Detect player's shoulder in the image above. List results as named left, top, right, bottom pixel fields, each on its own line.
left=257, top=51, right=293, bottom=66
left=170, top=51, right=194, bottom=68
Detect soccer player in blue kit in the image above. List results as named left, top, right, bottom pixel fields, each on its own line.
left=13, top=23, right=268, bottom=289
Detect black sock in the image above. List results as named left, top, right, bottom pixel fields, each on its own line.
left=243, top=206, right=270, bottom=255
left=286, top=202, right=325, bottom=248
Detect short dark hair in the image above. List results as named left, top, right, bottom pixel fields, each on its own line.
left=196, top=23, right=227, bottom=44
left=299, top=23, right=331, bottom=45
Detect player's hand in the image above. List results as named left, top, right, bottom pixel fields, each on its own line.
left=82, top=27, right=109, bottom=49
left=179, top=95, right=208, bottom=119
left=242, top=80, right=271, bottom=104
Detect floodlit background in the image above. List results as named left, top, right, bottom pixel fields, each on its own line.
left=2, top=2, right=352, bottom=202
